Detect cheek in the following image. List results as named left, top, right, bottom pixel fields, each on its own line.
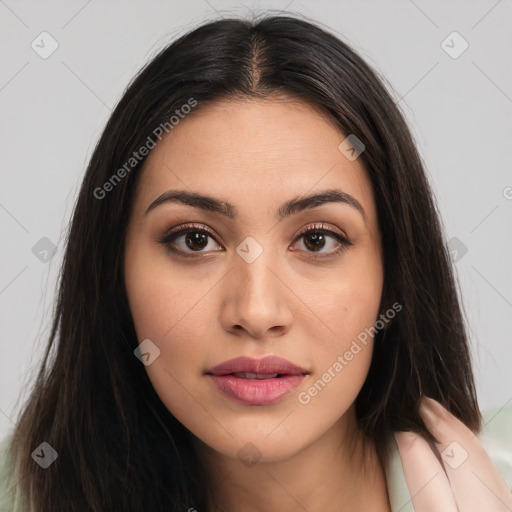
left=299, top=247, right=383, bottom=408
left=125, top=265, right=212, bottom=375
left=124, top=239, right=209, bottom=342
left=124, top=247, right=217, bottom=422
left=310, top=243, right=383, bottom=348
left=297, top=288, right=381, bottom=424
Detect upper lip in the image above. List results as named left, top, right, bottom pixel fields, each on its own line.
left=206, top=356, right=308, bottom=376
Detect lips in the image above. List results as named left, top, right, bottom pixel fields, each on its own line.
left=206, top=356, right=309, bottom=405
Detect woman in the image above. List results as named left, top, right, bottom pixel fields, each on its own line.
left=0, top=13, right=510, bottom=512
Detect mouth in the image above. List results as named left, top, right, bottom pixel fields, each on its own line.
left=205, top=355, right=309, bottom=377
left=205, top=356, right=309, bottom=405
left=223, top=372, right=298, bottom=379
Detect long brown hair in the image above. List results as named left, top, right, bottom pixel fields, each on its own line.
left=4, top=13, right=481, bottom=511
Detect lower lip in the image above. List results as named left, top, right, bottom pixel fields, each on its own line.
left=208, top=374, right=306, bottom=405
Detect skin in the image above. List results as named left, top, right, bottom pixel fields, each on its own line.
left=397, top=397, right=512, bottom=511
left=124, top=95, right=388, bottom=512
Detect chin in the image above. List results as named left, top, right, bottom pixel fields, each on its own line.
left=197, top=425, right=316, bottom=466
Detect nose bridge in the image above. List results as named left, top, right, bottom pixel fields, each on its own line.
left=221, top=236, right=291, bottom=337
left=235, top=237, right=279, bottom=303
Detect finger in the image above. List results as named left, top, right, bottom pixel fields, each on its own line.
left=394, top=430, right=458, bottom=512
left=419, top=396, right=512, bottom=511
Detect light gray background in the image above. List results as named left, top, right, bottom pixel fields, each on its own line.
left=1, top=0, right=511, bottom=439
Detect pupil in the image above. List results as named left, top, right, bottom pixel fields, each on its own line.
left=305, top=232, right=325, bottom=251
left=185, top=231, right=208, bottom=251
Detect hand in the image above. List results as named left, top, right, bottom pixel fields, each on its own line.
left=394, top=396, right=512, bottom=511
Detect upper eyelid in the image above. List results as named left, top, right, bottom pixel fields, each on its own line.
left=295, top=222, right=348, bottom=240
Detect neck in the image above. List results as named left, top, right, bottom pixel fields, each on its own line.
left=193, top=408, right=391, bottom=512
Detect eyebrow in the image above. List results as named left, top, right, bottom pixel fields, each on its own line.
left=144, top=188, right=366, bottom=222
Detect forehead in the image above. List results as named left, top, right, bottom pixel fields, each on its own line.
left=133, top=96, right=377, bottom=222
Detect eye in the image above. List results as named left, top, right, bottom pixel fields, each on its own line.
left=157, top=223, right=223, bottom=259
left=157, top=222, right=353, bottom=260
left=291, top=222, right=353, bottom=259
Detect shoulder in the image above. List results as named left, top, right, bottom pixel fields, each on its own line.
left=0, top=431, right=19, bottom=512
left=479, top=403, right=512, bottom=491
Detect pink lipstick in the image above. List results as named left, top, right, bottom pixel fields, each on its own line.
left=205, top=355, right=308, bottom=405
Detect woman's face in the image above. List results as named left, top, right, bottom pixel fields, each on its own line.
left=124, top=96, right=383, bottom=463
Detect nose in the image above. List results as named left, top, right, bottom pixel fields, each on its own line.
left=219, top=247, right=294, bottom=339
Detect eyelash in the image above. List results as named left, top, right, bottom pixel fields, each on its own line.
left=157, top=222, right=353, bottom=260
